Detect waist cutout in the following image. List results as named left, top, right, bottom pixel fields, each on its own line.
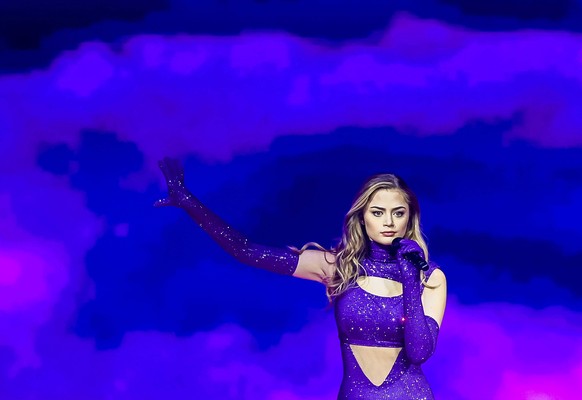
left=339, top=334, right=403, bottom=348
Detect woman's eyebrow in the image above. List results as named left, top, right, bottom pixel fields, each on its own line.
left=370, top=205, right=406, bottom=211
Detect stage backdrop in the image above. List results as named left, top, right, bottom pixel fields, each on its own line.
left=1, top=1, right=581, bottom=399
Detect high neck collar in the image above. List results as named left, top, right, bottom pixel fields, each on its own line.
left=368, top=240, right=397, bottom=262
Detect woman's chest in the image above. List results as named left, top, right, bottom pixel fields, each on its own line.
left=334, top=285, right=405, bottom=345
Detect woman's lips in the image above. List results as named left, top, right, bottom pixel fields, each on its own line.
left=381, top=232, right=396, bottom=236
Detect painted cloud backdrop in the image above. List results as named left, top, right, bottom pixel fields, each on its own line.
left=1, top=1, right=581, bottom=399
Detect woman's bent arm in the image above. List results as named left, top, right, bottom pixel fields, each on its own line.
left=294, top=249, right=336, bottom=284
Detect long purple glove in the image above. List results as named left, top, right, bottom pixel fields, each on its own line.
left=396, top=239, right=439, bottom=364
left=154, top=157, right=299, bottom=275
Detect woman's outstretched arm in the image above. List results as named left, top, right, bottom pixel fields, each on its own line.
left=155, top=157, right=335, bottom=283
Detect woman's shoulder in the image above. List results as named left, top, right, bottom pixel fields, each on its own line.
left=426, top=260, right=446, bottom=284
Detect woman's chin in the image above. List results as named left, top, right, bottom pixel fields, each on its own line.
left=372, top=236, right=396, bottom=246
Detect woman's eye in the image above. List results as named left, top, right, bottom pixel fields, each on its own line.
left=372, top=211, right=383, bottom=217
left=394, top=211, right=404, bottom=217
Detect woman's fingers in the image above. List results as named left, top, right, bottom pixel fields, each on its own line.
left=156, top=158, right=184, bottom=208
left=158, top=159, right=171, bottom=180
left=169, top=157, right=184, bottom=179
left=159, top=157, right=184, bottom=182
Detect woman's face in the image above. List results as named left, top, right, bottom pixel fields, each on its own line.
left=362, top=189, right=410, bottom=245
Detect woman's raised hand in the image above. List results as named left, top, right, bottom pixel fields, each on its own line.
left=395, top=238, right=425, bottom=281
left=152, top=157, right=300, bottom=276
left=154, top=157, right=191, bottom=208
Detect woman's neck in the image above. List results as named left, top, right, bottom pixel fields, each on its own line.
left=368, top=240, right=398, bottom=262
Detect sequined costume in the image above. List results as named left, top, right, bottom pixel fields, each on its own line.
left=156, top=158, right=441, bottom=399
left=334, top=241, right=439, bottom=399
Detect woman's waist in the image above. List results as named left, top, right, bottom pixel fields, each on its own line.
left=338, top=333, right=404, bottom=348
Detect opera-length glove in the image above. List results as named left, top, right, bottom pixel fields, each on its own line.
left=396, top=239, right=439, bottom=364
left=154, top=157, right=299, bottom=275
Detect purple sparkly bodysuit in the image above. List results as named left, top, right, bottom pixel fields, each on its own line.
left=156, top=158, right=441, bottom=400
left=334, top=242, right=440, bottom=399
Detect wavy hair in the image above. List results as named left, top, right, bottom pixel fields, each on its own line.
left=324, top=174, right=430, bottom=302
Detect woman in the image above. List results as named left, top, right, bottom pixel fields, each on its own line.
left=155, top=157, right=447, bottom=399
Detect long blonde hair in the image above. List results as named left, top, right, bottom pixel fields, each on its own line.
left=324, top=174, right=430, bottom=302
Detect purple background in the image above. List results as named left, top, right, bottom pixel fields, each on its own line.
left=1, top=1, right=582, bottom=399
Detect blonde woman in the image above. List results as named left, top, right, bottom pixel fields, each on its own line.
left=155, top=157, right=447, bottom=399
